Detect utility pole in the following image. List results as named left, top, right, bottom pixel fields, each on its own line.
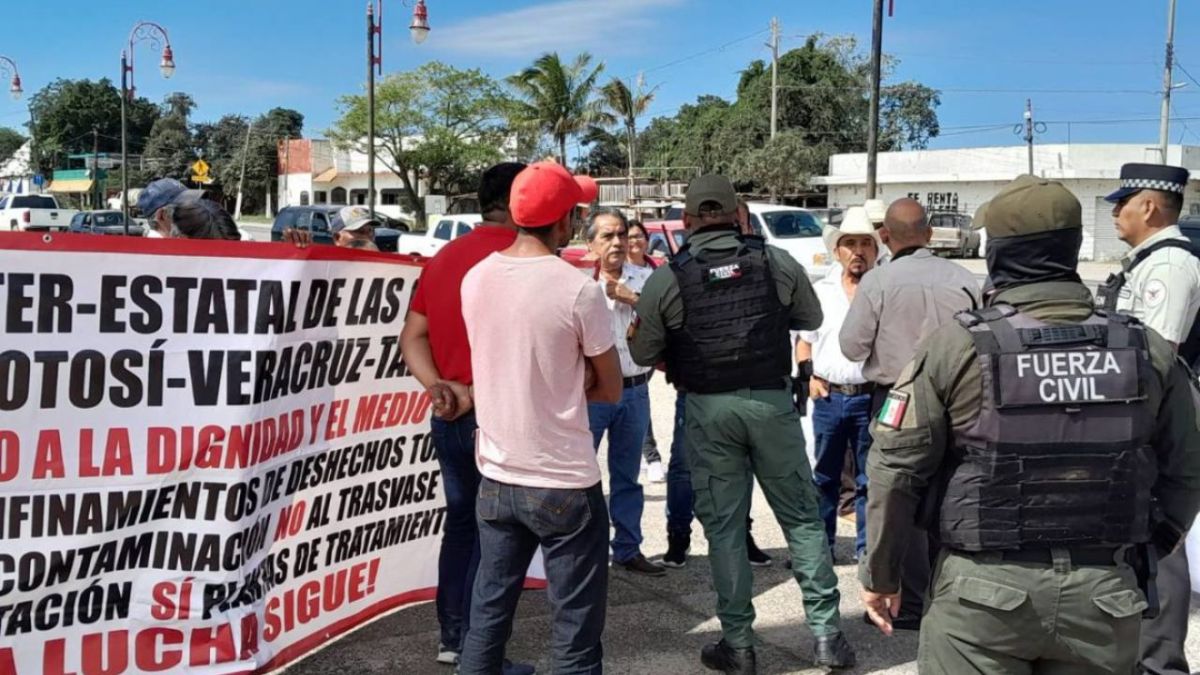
left=1024, top=100, right=1035, bottom=175
left=1158, top=0, right=1178, bottom=164
left=865, top=0, right=885, bottom=199
left=234, top=119, right=253, bottom=220
left=92, top=127, right=100, bottom=210
left=368, top=1, right=379, bottom=220
left=282, top=135, right=290, bottom=210
left=1015, top=99, right=1046, bottom=176
left=769, top=17, right=779, bottom=140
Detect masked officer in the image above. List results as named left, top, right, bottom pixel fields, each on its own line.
left=630, top=174, right=854, bottom=674
left=1095, top=162, right=1200, bottom=675
left=861, top=174, right=1200, bottom=674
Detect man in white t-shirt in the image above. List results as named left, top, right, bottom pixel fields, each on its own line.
left=584, top=207, right=665, bottom=577
left=459, top=162, right=623, bottom=675
left=796, top=207, right=880, bottom=563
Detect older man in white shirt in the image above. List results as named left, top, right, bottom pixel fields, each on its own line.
left=585, top=207, right=665, bottom=576
left=796, top=207, right=880, bottom=562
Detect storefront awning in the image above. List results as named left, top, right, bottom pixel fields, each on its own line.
left=47, top=178, right=93, bottom=193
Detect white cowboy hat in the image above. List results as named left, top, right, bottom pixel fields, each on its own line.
left=863, top=199, right=887, bottom=225
left=822, top=206, right=882, bottom=257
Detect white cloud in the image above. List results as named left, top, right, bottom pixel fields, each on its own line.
left=428, top=0, right=685, bottom=58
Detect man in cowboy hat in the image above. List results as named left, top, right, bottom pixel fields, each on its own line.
left=795, top=207, right=881, bottom=564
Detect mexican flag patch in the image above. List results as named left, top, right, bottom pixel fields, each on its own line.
left=877, top=390, right=910, bottom=429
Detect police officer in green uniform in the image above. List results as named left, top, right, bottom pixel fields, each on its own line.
left=630, top=175, right=854, bottom=673
left=860, top=174, right=1200, bottom=674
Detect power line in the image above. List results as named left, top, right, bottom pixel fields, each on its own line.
left=640, top=29, right=769, bottom=76
left=775, top=84, right=1169, bottom=95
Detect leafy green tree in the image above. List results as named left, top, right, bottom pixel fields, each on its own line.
left=597, top=76, right=657, bottom=185
left=880, top=82, right=941, bottom=150
left=330, top=62, right=508, bottom=224
left=732, top=131, right=831, bottom=197
left=144, top=92, right=197, bottom=180
left=0, top=127, right=26, bottom=165
left=507, top=52, right=607, bottom=165
left=578, top=127, right=627, bottom=176
left=193, top=108, right=303, bottom=214
left=28, top=78, right=159, bottom=176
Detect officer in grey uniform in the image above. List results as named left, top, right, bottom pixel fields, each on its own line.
left=862, top=175, right=1200, bottom=674
left=1096, top=162, right=1200, bottom=675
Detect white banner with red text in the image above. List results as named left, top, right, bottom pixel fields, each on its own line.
left=0, top=233, right=529, bottom=674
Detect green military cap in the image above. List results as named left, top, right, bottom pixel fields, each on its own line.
left=685, top=174, right=738, bottom=216
left=975, top=174, right=1082, bottom=238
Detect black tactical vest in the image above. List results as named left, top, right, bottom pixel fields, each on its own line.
left=1096, top=238, right=1200, bottom=367
left=940, top=305, right=1158, bottom=551
left=664, top=234, right=792, bottom=394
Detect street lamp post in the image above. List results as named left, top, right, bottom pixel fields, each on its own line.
left=0, top=56, right=22, bottom=101
left=366, top=0, right=430, bottom=222
left=121, top=21, right=175, bottom=235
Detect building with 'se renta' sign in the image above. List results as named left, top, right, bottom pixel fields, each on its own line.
left=816, top=144, right=1200, bottom=261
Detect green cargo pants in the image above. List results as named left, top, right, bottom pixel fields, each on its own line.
left=685, top=388, right=842, bottom=648
left=920, top=548, right=1148, bottom=674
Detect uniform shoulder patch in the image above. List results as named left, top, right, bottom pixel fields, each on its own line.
left=1143, top=278, right=1168, bottom=308
left=877, top=390, right=911, bottom=429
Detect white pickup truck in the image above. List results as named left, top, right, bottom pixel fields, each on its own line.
left=1, top=193, right=79, bottom=232
left=396, top=213, right=482, bottom=257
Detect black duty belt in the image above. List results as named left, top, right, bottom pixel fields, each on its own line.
left=988, top=547, right=1125, bottom=567
left=623, top=373, right=651, bottom=388
left=828, top=382, right=876, bottom=397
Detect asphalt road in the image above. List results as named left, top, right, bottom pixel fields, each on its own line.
left=282, top=373, right=1200, bottom=675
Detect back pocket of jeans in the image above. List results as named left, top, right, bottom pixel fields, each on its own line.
left=477, top=480, right=500, bottom=521
left=526, top=488, right=591, bottom=536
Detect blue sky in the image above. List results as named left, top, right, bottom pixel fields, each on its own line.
left=2, top=0, right=1198, bottom=156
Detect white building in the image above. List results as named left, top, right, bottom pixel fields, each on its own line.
left=816, top=144, right=1200, bottom=261
left=277, top=137, right=517, bottom=221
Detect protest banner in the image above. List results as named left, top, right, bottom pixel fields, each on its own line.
left=0, top=232, right=505, bottom=674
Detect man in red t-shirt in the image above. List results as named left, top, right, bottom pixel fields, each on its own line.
left=399, top=163, right=532, bottom=671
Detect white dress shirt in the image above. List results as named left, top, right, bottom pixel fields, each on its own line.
left=599, top=262, right=653, bottom=377
left=798, top=272, right=867, bottom=385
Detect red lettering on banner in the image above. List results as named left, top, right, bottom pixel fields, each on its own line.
left=263, top=560, right=378, bottom=642
left=81, top=630, right=128, bottom=674
left=42, top=637, right=73, bottom=675
left=324, top=399, right=349, bottom=441
left=194, top=425, right=226, bottom=469
left=146, top=427, right=174, bottom=474
left=188, top=623, right=235, bottom=668
left=134, top=628, right=184, bottom=672
left=101, top=429, right=132, bottom=477
left=239, top=612, right=260, bottom=660
left=0, top=647, right=16, bottom=675
left=308, top=403, right=326, bottom=444
left=0, top=430, right=17, bottom=482
left=150, top=578, right=194, bottom=621
left=33, top=430, right=65, bottom=479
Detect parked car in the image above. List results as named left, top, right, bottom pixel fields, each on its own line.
left=807, top=207, right=844, bottom=228
left=68, top=210, right=145, bottom=236
left=745, top=203, right=832, bottom=280
left=927, top=212, right=980, bottom=258
left=269, top=206, right=404, bottom=252
left=396, top=214, right=482, bottom=257
left=1, top=193, right=78, bottom=232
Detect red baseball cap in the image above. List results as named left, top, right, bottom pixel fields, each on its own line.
left=510, top=162, right=597, bottom=228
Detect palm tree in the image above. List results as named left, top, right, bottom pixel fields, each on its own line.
left=598, top=75, right=657, bottom=199
left=507, top=52, right=607, bottom=167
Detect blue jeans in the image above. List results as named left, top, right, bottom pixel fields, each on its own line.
left=430, top=412, right=483, bottom=650
left=460, top=477, right=610, bottom=675
left=666, top=391, right=693, bottom=538
left=811, top=392, right=873, bottom=555
left=587, top=382, right=650, bottom=563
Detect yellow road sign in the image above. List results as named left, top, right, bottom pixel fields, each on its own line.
left=191, top=159, right=210, bottom=176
